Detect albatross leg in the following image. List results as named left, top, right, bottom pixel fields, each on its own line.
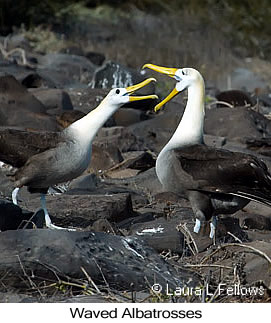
left=40, top=194, right=76, bottom=231
left=193, top=218, right=201, bottom=233
left=189, top=191, right=212, bottom=235
left=12, top=187, right=20, bottom=205
left=209, top=216, right=218, bottom=244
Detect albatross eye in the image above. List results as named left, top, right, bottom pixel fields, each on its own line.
left=115, top=89, right=120, bottom=94
left=182, top=70, right=185, bottom=75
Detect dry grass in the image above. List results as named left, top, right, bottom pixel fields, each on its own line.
left=78, top=8, right=239, bottom=88
left=18, top=4, right=239, bottom=86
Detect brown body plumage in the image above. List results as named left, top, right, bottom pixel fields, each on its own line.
left=0, top=78, right=158, bottom=229
left=143, top=64, right=271, bottom=238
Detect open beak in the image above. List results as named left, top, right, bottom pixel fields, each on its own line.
left=142, top=63, right=179, bottom=112
left=142, top=64, right=178, bottom=78
left=126, top=78, right=158, bottom=101
left=153, top=88, right=179, bottom=112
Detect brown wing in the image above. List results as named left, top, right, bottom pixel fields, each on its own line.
left=0, top=128, right=63, bottom=168
left=174, top=144, right=271, bottom=204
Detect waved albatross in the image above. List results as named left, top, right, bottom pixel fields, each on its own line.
left=0, top=78, right=157, bottom=230
left=143, top=64, right=271, bottom=239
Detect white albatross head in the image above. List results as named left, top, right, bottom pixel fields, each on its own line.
left=142, top=64, right=204, bottom=112
left=67, top=77, right=158, bottom=140
left=103, top=77, right=158, bottom=106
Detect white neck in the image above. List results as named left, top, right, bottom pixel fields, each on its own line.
left=163, top=77, right=205, bottom=152
left=66, top=97, right=119, bottom=144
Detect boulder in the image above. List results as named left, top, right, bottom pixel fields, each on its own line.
left=85, top=51, right=105, bottom=66
left=67, top=87, right=108, bottom=113
left=103, top=167, right=163, bottom=198
left=0, top=292, right=37, bottom=303
left=56, top=110, right=86, bottom=129
left=117, top=211, right=157, bottom=230
left=29, top=88, right=74, bottom=112
left=0, top=163, right=14, bottom=199
left=113, top=108, right=149, bottom=127
left=94, top=126, right=146, bottom=152
left=106, top=168, right=141, bottom=179
left=233, top=211, right=271, bottom=231
left=246, top=230, right=271, bottom=242
left=0, top=59, right=55, bottom=88
left=91, top=60, right=144, bottom=89
left=130, top=218, right=185, bottom=254
left=0, top=229, right=200, bottom=292
left=104, top=151, right=156, bottom=179
left=26, top=193, right=135, bottom=228
left=216, top=89, right=255, bottom=108
left=215, top=241, right=271, bottom=289
left=90, top=61, right=156, bottom=111
left=128, top=110, right=182, bottom=153
left=67, top=87, right=153, bottom=127
left=0, top=74, right=58, bottom=131
left=37, top=53, right=97, bottom=87
left=243, top=241, right=271, bottom=288
left=67, top=87, right=115, bottom=126
left=0, top=198, right=43, bottom=231
left=158, top=100, right=271, bottom=146
left=19, top=72, right=55, bottom=88
left=36, top=67, right=85, bottom=89
left=68, top=174, right=100, bottom=193
left=59, top=46, right=85, bottom=56
left=88, top=143, right=123, bottom=174
left=245, top=137, right=271, bottom=157
left=205, top=107, right=271, bottom=142
left=67, top=176, right=150, bottom=211
left=258, top=92, right=271, bottom=107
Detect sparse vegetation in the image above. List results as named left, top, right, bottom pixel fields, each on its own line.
left=1, top=0, right=271, bottom=306
left=0, top=0, right=270, bottom=83
left=1, top=0, right=270, bottom=86
left=21, top=25, right=67, bottom=54
left=1, top=1, right=271, bottom=60
left=15, top=5, right=235, bottom=85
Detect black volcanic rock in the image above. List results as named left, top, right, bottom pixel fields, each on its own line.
left=0, top=74, right=58, bottom=131
left=205, top=107, right=271, bottom=142
left=85, top=51, right=105, bottom=66
left=27, top=193, right=135, bottom=228
left=128, top=109, right=182, bottom=153
left=94, top=126, right=146, bottom=152
left=216, top=89, right=255, bottom=108
left=91, top=61, right=156, bottom=111
left=113, top=108, right=149, bottom=127
left=30, top=88, right=74, bottom=112
left=130, top=218, right=185, bottom=254
left=233, top=212, right=271, bottom=231
left=0, top=198, right=43, bottom=231
left=88, top=143, right=123, bottom=174
left=37, top=53, right=97, bottom=88
left=91, top=60, right=144, bottom=89
left=0, top=229, right=200, bottom=292
left=67, top=87, right=108, bottom=113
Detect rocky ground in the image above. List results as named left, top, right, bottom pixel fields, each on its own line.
left=0, top=23, right=271, bottom=303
